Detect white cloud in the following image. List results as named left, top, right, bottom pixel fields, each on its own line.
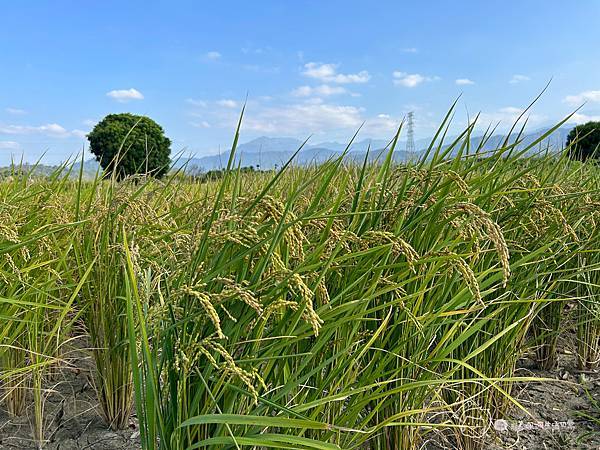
left=71, top=129, right=88, bottom=138
left=208, top=99, right=405, bottom=138
left=206, top=51, right=221, bottom=60
left=192, top=121, right=211, bottom=129
left=194, top=95, right=425, bottom=140
left=216, top=99, right=238, bottom=108
left=393, top=72, right=439, bottom=88
left=291, top=84, right=347, bottom=97
left=0, top=123, right=86, bottom=138
left=564, top=90, right=600, bottom=106
left=290, top=86, right=313, bottom=97
left=186, top=98, right=208, bottom=107
left=499, top=106, right=523, bottom=114
left=455, top=78, right=475, bottom=86
left=106, top=88, right=144, bottom=102
left=5, top=107, right=26, bottom=115
left=241, top=64, right=281, bottom=74
left=393, top=73, right=424, bottom=88
left=401, top=47, right=418, bottom=53
left=475, top=106, right=546, bottom=129
left=243, top=102, right=364, bottom=134
left=571, top=112, right=600, bottom=123
left=83, top=119, right=97, bottom=127
left=302, top=62, right=370, bottom=84
left=0, top=141, right=19, bottom=150
left=241, top=45, right=269, bottom=55
left=509, top=74, right=530, bottom=84
left=0, top=123, right=70, bottom=137
left=363, top=114, right=401, bottom=136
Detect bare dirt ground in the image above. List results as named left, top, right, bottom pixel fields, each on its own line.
left=0, top=348, right=140, bottom=450
left=483, top=349, right=600, bottom=450
left=1, top=343, right=599, bottom=449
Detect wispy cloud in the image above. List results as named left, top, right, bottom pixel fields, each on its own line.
left=191, top=121, right=211, bottom=129
left=0, top=123, right=70, bottom=137
left=216, top=99, right=238, bottom=108
left=200, top=95, right=406, bottom=138
left=71, top=129, right=88, bottom=138
left=291, top=84, right=347, bottom=97
left=393, top=72, right=439, bottom=88
left=5, top=107, right=26, bottom=115
left=242, top=102, right=364, bottom=134
left=571, top=112, right=600, bottom=123
left=0, top=141, right=20, bottom=150
left=455, top=78, right=475, bottom=86
left=401, top=47, right=418, bottom=53
left=509, top=74, right=530, bottom=84
left=302, top=62, right=370, bottom=84
left=241, top=64, right=280, bottom=74
left=0, top=123, right=86, bottom=138
left=205, top=51, right=222, bottom=60
left=475, top=106, right=546, bottom=129
left=106, top=88, right=144, bottom=102
left=243, top=102, right=406, bottom=137
left=186, top=98, right=208, bottom=107
left=564, top=90, right=600, bottom=105
left=241, top=45, right=270, bottom=55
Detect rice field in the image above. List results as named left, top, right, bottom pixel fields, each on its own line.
left=1, top=114, right=600, bottom=449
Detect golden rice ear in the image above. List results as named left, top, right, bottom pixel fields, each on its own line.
left=202, top=339, right=262, bottom=405
left=289, top=273, right=323, bottom=336
left=361, top=230, right=420, bottom=272
left=217, top=280, right=263, bottom=315
left=446, top=202, right=510, bottom=287
left=315, top=277, right=330, bottom=305
left=258, top=195, right=306, bottom=260
left=431, top=250, right=483, bottom=305
left=450, top=255, right=483, bottom=305
left=261, top=299, right=300, bottom=321
left=181, top=286, right=226, bottom=340
left=444, top=169, right=470, bottom=195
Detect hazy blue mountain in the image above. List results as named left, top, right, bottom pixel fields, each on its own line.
left=235, top=137, right=307, bottom=154
left=232, top=136, right=394, bottom=155
left=83, top=158, right=101, bottom=173
left=0, top=126, right=575, bottom=176
left=177, top=136, right=416, bottom=171
left=178, top=147, right=341, bottom=172
left=0, top=158, right=101, bottom=179
left=475, top=126, right=570, bottom=153
left=309, top=138, right=392, bottom=153
left=177, top=126, right=572, bottom=172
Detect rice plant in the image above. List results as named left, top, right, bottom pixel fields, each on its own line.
left=1, top=110, right=600, bottom=450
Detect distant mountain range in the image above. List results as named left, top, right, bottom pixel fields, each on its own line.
left=175, top=126, right=572, bottom=172
left=0, top=125, right=574, bottom=178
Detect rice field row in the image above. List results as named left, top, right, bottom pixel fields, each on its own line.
left=1, top=117, right=599, bottom=449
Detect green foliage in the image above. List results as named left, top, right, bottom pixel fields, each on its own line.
left=567, top=121, right=600, bottom=161
left=87, top=113, right=171, bottom=179
left=3, top=112, right=600, bottom=449
left=196, top=166, right=261, bottom=182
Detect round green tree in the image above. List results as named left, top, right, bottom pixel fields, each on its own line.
left=87, top=113, right=171, bottom=179
left=566, top=121, right=600, bottom=161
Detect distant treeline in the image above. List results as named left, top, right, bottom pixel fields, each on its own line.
left=176, top=165, right=269, bottom=183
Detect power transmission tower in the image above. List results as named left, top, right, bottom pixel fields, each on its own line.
left=406, top=111, right=415, bottom=153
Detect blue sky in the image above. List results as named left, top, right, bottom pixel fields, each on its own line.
left=1, top=0, right=599, bottom=165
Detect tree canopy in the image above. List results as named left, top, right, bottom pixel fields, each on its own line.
left=87, top=113, right=171, bottom=179
left=566, top=121, right=600, bottom=161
